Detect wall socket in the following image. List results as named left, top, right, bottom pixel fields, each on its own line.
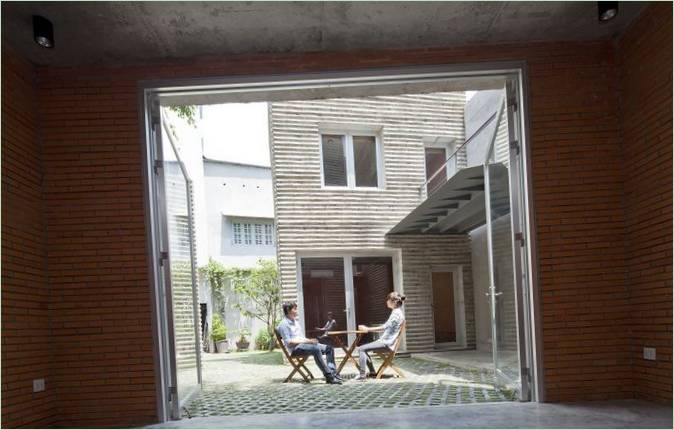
left=32, top=378, right=45, bottom=392
left=643, top=347, right=657, bottom=361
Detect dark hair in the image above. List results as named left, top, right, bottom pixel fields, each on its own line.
left=388, top=292, right=406, bottom=308
left=282, top=301, right=297, bottom=316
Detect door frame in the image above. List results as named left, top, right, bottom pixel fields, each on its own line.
left=140, top=62, right=543, bottom=422
left=296, top=249, right=404, bottom=349
left=430, top=265, right=467, bottom=349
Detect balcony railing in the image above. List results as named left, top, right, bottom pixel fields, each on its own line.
left=419, top=99, right=505, bottom=199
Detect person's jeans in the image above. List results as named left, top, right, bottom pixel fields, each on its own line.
left=358, top=341, right=390, bottom=376
left=292, top=343, right=337, bottom=378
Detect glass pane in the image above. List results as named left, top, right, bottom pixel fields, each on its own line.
left=487, top=150, right=521, bottom=392
left=353, top=136, right=378, bottom=187
left=163, top=146, right=201, bottom=405
left=301, top=258, right=348, bottom=345
left=425, top=147, right=447, bottom=195
left=352, top=257, right=394, bottom=345
left=321, top=135, right=347, bottom=186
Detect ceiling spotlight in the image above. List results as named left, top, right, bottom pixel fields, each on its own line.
left=598, top=2, right=619, bottom=22
left=33, top=15, right=54, bottom=48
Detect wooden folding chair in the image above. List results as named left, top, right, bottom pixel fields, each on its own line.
left=275, top=329, right=315, bottom=383
left=372, top=321, right=406, bottom=379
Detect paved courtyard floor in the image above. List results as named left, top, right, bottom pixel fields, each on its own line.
left=183, top=350, right=515, bottom=418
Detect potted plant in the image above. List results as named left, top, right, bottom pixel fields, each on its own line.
left=210, top=314, right=229, bottom=353
left=236, top=328, right=251, bottom=351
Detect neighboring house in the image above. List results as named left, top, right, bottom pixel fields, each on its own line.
left=269, top=90, right=511, bottom=355
left=201, top=158, right=276, bottom=343
left=162, top=106, right=277, bottom=351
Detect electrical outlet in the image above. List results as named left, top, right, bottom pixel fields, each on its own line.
left=643, top=347, right=657, bottom=361
left=33, top=378, right=45, bottom=392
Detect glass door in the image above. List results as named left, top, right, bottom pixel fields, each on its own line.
left=154, top=106, right=202, bottom=418
left=484, top=84, right=531, bottom=400
left=300, top=258, right=349, bottom=346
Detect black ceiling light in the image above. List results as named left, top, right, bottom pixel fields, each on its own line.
left=33, top=15, right=54, bottom=48
left=598, top=1, right=619, bottom=22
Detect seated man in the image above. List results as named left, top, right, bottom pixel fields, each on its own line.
left=315, top=311, right=337, bottom=346
left=277, top=302, right=342, bottom=385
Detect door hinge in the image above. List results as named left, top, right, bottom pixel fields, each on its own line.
left=168, top=385, right=178, bottom=406
left=510, top=139, right=520, bottom=155
left=153, top=160, right=163, bottom=175
left=515, top=232, right=525, bottom=247
left=159, top=251, right=169, bottom=266
left=508, top=98, right=518, bottom=111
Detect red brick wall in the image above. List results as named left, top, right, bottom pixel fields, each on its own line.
left=34, top=41, right=628, bottom=424
left=618, top=3, right=673, bottom=402
left=1, top=48, right=55, bottom=427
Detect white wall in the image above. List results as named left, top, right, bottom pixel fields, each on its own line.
left=203, top=161, right=276, bottom=268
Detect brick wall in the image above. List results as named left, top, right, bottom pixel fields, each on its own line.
left=617, top=3, right=673, bottom=402
left=0, top=6, right=660, bottom=424
left=1, top=48, right=55, bottom=427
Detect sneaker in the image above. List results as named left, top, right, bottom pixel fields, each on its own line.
left=355, top=374, right=368, bottom=382
left=333, top=374, right=344, bottom=381
left=326, top=377, right=343, bottom=385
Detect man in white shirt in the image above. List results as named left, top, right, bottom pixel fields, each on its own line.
left=277, top=302, right=342, bottom=384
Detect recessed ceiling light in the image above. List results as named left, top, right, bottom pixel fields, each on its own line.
left=33, top=15, right=54, bottom=48
left=598, top=1, right=619, bottom=22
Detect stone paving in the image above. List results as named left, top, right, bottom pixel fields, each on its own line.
left=183, top=351, right=515, bottom=418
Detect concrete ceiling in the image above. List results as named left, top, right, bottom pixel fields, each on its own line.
left=2, top=1, right=647, bottom=67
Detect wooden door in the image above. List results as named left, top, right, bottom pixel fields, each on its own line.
left=432, top=272, right=456, bottom=343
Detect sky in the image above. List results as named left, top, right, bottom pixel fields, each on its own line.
left=200, top=102, right=271, bottom=167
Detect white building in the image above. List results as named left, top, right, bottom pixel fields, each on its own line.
left=163, top=103, right=276, bottom=350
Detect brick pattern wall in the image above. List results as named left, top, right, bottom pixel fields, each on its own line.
left=10, top=21, right=663, bottom=424
left=37, top=69, right=157, bottom=427
left=1, top=49, right=55, bottom=427
left=618, top=3, right=673, bottom=402
left=269, top=93, right=475, bottom=351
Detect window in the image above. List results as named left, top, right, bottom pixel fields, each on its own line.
left=264, top=224, right=274, bottom=245
left=232, top=220, right=275, bottom=246
left=425, top=147, right=447, bottom=195
left=233, top=223, right=242, bottom=245
left=321, top=135, right=347, bottom=186
left=320, top=132, right=382, bottom=189
left=254, top=224, right=263, bottom=245
left=243, top=224, right=252, bottom=245
left=353, top=136, right=378, bottom=187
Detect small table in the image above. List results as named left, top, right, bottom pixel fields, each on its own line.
left=325, top=330, right=368, bottom=375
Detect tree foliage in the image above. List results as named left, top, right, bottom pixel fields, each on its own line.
left=227, top=259, right=281, bottom=351
left=199, top=258, right=281, bottom=351
left=167, top=105, right=197, bottom=127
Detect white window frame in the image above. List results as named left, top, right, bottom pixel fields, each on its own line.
left=231, top=218, right=275, bottom=247
left=318, top=127, right=385, bottom=190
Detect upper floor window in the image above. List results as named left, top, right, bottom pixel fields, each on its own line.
left=320, top=132, right=383, bottom=189
left=232, top=220, right=274, bottom=247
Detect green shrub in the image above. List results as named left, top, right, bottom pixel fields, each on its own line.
left=254, top=329, right=273, bottom=350
left=210, top=314, right=228, bottom=342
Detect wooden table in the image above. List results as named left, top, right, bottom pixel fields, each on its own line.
left=325, top=330, right=368, bottom=375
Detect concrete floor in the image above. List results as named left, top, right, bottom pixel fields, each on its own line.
left=147, top=400, right=672, bottom=429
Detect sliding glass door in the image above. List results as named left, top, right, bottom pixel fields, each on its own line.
left=299, top=255, right=396, bottom=346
